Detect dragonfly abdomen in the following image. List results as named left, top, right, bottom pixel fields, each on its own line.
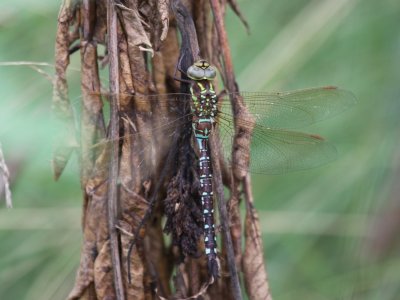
left=192, top=113, right=219, bottom=278
left=196, top=136, right=219, bottom=278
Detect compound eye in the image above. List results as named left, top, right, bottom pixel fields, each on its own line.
left=204, top=67, right=217, bottom=79
left=187, top=65, right=204, bottom=80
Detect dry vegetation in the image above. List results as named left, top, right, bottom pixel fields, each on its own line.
left=53, top=0, right=271, bottom=299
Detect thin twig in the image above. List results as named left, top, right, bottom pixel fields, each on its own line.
left=0, top=61, right=55, bottom=67
left=28, top=65, right=53, bottom=82
left=0, top=61, right=55, bottom=82
left=156, top=277, right=214, bottom=300
left=107, top=0, right=125, bottom=299
left=0, top=143, right=12, bottom=208
left=0, top=61, right=82, bottom=72
left=116, top=225, right=134, bottom=237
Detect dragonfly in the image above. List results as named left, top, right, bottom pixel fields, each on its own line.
left=67, top=59, right=356, bottom=281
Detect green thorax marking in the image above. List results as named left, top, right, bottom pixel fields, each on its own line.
left=190, top=80, right=218, bottom=118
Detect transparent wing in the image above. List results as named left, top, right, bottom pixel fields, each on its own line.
left=69, top=92, right=192, bottom=114
left=220, top=86, right=356, bottom=129
left=61, top=87, right=352, bottom=178
left=249, top=124, right=337, bottom=174
left=64, top=92, right=193, bottom=181
left=217, top=112, right=337, bottom=175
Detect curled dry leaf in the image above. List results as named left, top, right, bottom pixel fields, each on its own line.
left=58, top=0, right=272, bottom=298
left=67, top=240, right=96, bottom=300
left=227, top=0, right=250, bottom=33
left=118, top=220, right=146, bottom=299
left=93, top=0, right=107, bottom=44
left=228, top=196, right=242, bottom=268
left=52, top=1, right=78, bottom=180
left=117, top=1, right=154, bottom=56
left=193, top=1, right=213, bottom=61
left=80, top=41, right=106, bottom=186
left=68, top=183, right=111, bottom=299
left=143, top=214, right=172, bottom=296
left=242, top=204, right=272, bottom=300
left=156, top=27, right=180, bottom=93
left=94, top=241, right=116, bottom=299
left=232, top=99, right=256, bottom=180
left=157, top=0, right=170, bottom=41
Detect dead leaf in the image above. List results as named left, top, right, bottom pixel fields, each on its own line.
left=52, top=0, right=79, bottom=180
left=67, top=241, right=96, bottom=300
left=242, top=204, right=272, bottom=300
left=157, top=0, right=170, bottom=41
left=117, top=1, right=154, bottom=56
left=227, top=0, right=250, bottom=33
left=94, top=241, right=116, bottom=299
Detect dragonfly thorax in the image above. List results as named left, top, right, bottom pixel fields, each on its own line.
left=190, top=80, right=218, bottom=119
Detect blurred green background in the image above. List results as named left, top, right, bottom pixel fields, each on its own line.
left=1, top=0, right=399, bottom=299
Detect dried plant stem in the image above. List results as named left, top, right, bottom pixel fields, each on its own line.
left=54, top=0, right=272, bottom=298
left=211, top=0, right=272, bottom=299
left=209, top=0, right=235, bottom=94
left=210, top=136, right=242, bottom=300
left=107, top=0, right=125, bottom=299
left=0, top=143, right=12, bottom=208
left=243, top=176, right=272, bottom=300
left=171, top=0, right=200, bottom=66
left=209, top=1, right=244, bottom=299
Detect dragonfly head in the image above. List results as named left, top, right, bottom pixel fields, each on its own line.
left=187, top=59, right=217, bottom=81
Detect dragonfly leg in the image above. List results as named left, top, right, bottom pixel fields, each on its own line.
left=217, top=89, right=227, bottom=99
left=173, top=54, right=192, bottom=84
left=216, top=81, right=238, bottom=98
left=173, top=66, right=192, bottom=84
left=68, top=43, right=81, bottom=55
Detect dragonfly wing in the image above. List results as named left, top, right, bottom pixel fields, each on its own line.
left=217, top=113, right=337, bottom=175
left=248, top=124, right=337, bottom=174
left=219, top=87, right=356, bottom=129
left=68, top=92, right=193, bottom=183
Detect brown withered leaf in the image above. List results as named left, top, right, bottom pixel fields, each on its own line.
left=157, top=0, right=170, bottom=41
left=117, top=220, right=146, bottom=299
left=67, top=240, right=96, bottom=300
left=144, top=213, right=172, bottom=296
left=193, top=0, right=212, bottom=60
left=228, top=195, right=242, bottom=268
left=227, top=0, right=249, bottom=33
left=51, top=140, right=76, bottom=181
left=157, top=26, right=180, bottom=92
left=119, top=188, right=150, bottom=297
left=60, top=0, right=274, bottom=298
left=117, top=25, right=135, bottom=108
left=232, top=99, right=255, bottom=181
left=94, top=241, right=116, bottom=299
left=53, top=0, right=74, bottom=119
left=80, top=41, right=106, bottom=186
left=117, top=1, right=154, bottom=56
left=53, top=1, right=77, bottom=180
left=242, top=204, right=272, bottom=300
left=69, top=183, right=110, bottom=299
left=93, top=0, right=107, bottom=44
